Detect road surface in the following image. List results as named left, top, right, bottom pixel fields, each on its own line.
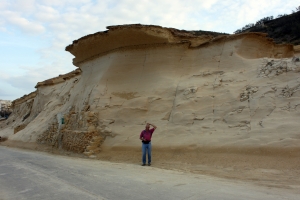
left=0, top=146, right=298, bottom=200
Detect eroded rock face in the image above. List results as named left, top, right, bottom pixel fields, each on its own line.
left=0, top=100, right=12, bottom=120
left=36, top=106, right=110, bottom=154
left=1, top=24, right=300, bottom=154
left=240, top=86, right=258, bottom=102
left=0, top=100, right=12, bottom=109
left=259, top=59, right=292, bottom=77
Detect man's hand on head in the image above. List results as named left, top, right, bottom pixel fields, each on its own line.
left=147, top=123, right=157, bottom=130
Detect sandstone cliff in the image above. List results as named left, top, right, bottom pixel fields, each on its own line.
left=1, top=24, right=299, bottom=157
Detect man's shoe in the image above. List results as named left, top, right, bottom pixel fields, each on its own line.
left=142, top=164, right=146, bottom=166
left=148, top=163, right=151, bottom=166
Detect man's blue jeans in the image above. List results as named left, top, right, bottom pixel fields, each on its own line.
left=142, top=142, right=151, bottom=164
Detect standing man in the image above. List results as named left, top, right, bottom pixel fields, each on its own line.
left=140, top=123, right=157, bottom=166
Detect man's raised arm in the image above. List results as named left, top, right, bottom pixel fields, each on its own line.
left=149, top=123, right=157, bottom=130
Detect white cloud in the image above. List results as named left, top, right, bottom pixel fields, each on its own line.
left=1, top=11, right=45, bottom=34
left=35, top=5, right=60, bottom=22
left=0, top=71, right=10, bottom=80
left=0, top=18, right=6, bottom=32
left=40, top=0, right=91, bottom=7
left=0, top=84, right=21, bottom=100
left=4, top=57, right=75, bottom=93
left=202, top=0, right=218, bottom=9
left=11, top=0, right=37, bottom=13
left=0, top=0, right=9, bottom=9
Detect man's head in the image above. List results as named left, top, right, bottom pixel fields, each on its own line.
left=145, top=123, right=150, bottom=130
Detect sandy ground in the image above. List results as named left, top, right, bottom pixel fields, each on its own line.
left=1, top=140, right=300, bottom=191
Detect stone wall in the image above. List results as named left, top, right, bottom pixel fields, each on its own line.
left=37, top=106, right=109, bottom=154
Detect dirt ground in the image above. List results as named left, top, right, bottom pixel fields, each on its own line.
left=1, top=140, right=300, bottom=190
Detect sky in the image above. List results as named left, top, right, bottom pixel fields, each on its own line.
left=0, top=0, right=299, bottom=100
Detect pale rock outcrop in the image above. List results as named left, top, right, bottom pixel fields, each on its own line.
left=0, top=100, right=12, bottom=109
left=0, top=24, right=299, bottom=156
left=0, top=100, right=12, bottom=121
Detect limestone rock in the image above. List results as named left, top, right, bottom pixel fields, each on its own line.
left=1, top=24, right=300, bottom=153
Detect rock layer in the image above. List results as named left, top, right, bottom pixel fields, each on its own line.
left=1, top=24, right=300, bottom=155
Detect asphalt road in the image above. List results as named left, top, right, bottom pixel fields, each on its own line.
left=0, top=146, right=298, bottom=200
